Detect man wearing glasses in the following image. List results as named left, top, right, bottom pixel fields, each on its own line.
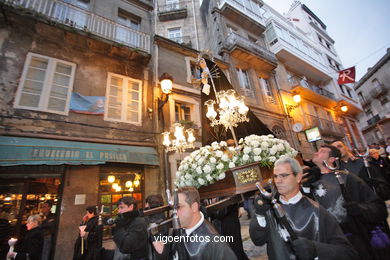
left=249, top=157, right=357, bottom=260
left=304, top=145, right=389, bottom=260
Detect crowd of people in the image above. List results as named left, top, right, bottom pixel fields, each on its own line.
left=1, top=138, right=390, bottom=260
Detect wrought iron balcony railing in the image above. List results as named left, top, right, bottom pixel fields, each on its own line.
left=4, top=0, right=150, bottom=53
left=288, top=76, right=336, bottom=101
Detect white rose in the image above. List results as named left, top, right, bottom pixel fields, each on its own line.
left=216, top=151, right=223, bottom=157
left=198, top=178, right=205, bottom=186
left=220, top=141, right=227, bottom=147
left=185, top=173, right=193, bottom=180
left=253, top=148, right=262, bottom=155
left=221, top=154, right=229, bottom=161
left=233, top=156, right=238, bottom=162
left=270, top=146, right=278, bottom=155
left=239, top=138, right=243, bottom=144
left=216, top=163, right=224, bottom=170
left=185, top=180, right=193, bottom=186
left=210, top=157, right=217, bottom=164
left=203, top=165, right=212, bottom=174
left=218, top=172, right=226, bottom=180
left=243, top=147, right=251, bottom=154
left=269, top=156, right=276, bottom=162
left=183, top=164, right=189, bottom=170
left=251, top=140, right=260, bottom=147
left=261, top=142, right=269, bottom=149
left=243, top=154, right=249, bottom=161
left=206, top=174, right=213, bottom=181
left=254, top=156, right=262, bottom=161
left=229, top=162, right=236, bottom=168
left=198, top=158, right=205, bottom=165
left=196, top=166, right=202, bottom=174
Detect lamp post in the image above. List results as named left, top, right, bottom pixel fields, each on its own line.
left=162, top=123, right=196, bottom=153
left=285, top=94, right=301, bottom=118
left=204, top=89, right=249, bottom=146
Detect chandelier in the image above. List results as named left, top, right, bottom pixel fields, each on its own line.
left=162, top=123, right=196, bottom=153
left=205, top=89, right=249, bottom=144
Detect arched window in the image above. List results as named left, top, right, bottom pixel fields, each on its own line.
left=271, top=125, right=286, bottom=140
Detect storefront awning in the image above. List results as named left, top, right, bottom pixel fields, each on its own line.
left=0, top=136, right=159, bottom=166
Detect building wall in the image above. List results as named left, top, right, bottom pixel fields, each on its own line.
left=0, top=12, right=154, bottom=144
left=55, top=165, right=100, bottom=260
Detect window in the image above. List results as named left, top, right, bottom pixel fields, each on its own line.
left=357, top=92, right=365, bottom=103
left=116, top=9, right=141, bottom=47
left=14, top=53, right=75, bottom=115
left=259, top=77, right=275, bottom=103
left=190, top=62, right=201, bottom=80
left=364, top=107, right=373, bottom=118
left=166, top=0, right=179, bottom=10
left=372, top=78, right=382, bottom=88
left=105, top=73, right=142, bottom=124
left=175, top=102, right=191, bottom=122
left=236, top=68, right=251, bottom=89
left=379, top=95, right=389, bottom=105
left=168, top=27, right=182, bottom=43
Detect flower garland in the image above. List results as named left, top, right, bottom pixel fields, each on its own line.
left=175, top=134, right=298, bottom=188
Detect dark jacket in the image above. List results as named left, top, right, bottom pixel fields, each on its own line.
left=155, top=217, right=237, bottom=260
left=15, top=226, right=44, bottom=260
left=73, top=216, right=101, bottom=260
left=250, top=195, right=358, bottom=260
left=112, top=210, right=148, bottom=260
left=306, top=172, right=389, bottom=259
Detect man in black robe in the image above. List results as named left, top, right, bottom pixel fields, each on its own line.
left=152, top=186, right=237, bottom=260
left=305, top=144, right=389, bottom=259
left=250, top=157, right=357, bottom=260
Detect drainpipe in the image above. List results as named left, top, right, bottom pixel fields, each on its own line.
left=273, top=71, right=300, bottom=150
left=191, top=0, right=199, bottom=50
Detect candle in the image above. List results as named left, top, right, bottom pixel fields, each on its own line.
left=7, top=238, right=17, bottom=260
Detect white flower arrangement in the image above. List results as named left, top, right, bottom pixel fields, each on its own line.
left=175, top=134, right=298, bottom=188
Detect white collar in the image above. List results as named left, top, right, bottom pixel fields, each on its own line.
left=185, top=211, right=204, bottom=235
left=279, top=191, right=303, bottom=205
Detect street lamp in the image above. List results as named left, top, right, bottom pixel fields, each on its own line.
left=162, top=123, right=196, bottom=153
left=285, top=94, right=301, bottom=118
left=340, top=105, right=348, bottom=112
left=158, top=73, right=173, bottom=112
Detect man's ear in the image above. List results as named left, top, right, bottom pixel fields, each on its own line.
left=296, top=172, right=303, bottom=183
left=191, top=202, right=199, bottom=212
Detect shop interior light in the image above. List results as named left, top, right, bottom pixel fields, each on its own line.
left=112, top=183, right=119, bottom=190
left=125, top=181, right=133, bottom=188
left=107, top=175, right=115, bottom=183
left=129, top=187, right=134, bottom=192
left=134, top=180, right=140, bottom=187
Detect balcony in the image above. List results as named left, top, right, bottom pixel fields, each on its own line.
left=158, top=1, right=187, bottom=21
left=371, top=87, right=388, bottom=98
left=266, top=22, right=331, bottom=82
left=305, top=114, right=344, bottom=138
left=4, top=0, right=150, bottom=53
left=288, top=76, right=337, bottom=108
left=367, top=114, right=381, bottom=126
left=221, top=32, right=277, bottom=72
left=218, top=0, right=266, bottom=36
left=168, top=36, right=192, bottom=48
